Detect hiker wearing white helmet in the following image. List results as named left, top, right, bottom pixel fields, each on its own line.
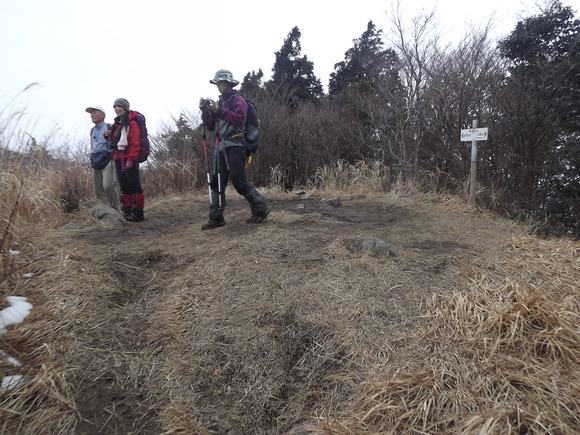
left=199, top=69, right=269, bottom=230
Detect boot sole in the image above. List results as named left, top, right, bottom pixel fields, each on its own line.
left=201, top=221, right=226, bottom=230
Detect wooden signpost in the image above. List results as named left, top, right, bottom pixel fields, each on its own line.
left=460, top=121, right=488, bottom=203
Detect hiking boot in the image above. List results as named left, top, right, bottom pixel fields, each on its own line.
left=125, top=212, right=144, bottom=222
left=246, top=208, right=270, bottom=224
left=201, top=219, right=225, bottom=230
left=121, top=206, right=132, bottom=218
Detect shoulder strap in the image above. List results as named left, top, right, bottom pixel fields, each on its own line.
left=227, top=93, right=245, bottom=111
left=90, top=124, right=106, bottom=138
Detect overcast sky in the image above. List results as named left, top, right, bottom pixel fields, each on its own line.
left=1, top=0, right=578, bottom=149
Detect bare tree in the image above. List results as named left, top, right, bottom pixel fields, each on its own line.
left=385, top=2, right=441, bottom=170
left=422, top=25, right=503, bottom=176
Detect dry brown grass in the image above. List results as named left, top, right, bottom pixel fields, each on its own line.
left=313, top=235, right=579, bottom=434
left=309, top=160, right=392, bottom=193
left=0, top=157, right=578, bottom=434
left=0, top=152, right=93, bottom=288
left=143, top=158, right=202, bottom=198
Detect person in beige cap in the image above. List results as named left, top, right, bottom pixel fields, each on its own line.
left=85, top=106, right=120, bottom=211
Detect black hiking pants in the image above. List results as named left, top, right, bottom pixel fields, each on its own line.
left=115, top=159, right=143, bottom=195
left=208, top=145, right=267, bottom=221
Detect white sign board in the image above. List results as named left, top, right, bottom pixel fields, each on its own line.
left=460, top=128, right=488, bottom=141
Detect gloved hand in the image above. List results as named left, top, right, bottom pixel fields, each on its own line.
left=207, top=98, right=218, bottom=113
left=125, top=160, right=134, bottom=169
left=199, top=98, right=209, bottom=112
left=199, top=98, right=218, bottom=113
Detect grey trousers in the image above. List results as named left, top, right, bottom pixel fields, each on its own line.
left=93, top=160, right=120, bottom=211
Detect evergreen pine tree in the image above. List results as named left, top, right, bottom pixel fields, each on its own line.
left=268, top=27, right=323, bottom=107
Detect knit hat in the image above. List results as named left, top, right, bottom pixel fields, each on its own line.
left=113, top=98, right=130, bottom=112
left=85, top=106, right=106, bottom=116
left=209, top=69, right=239, bottom=86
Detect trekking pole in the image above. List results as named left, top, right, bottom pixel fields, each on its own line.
left=215, top=132, right=222, bottom=208
left=202, top=126, right=212, bottom=205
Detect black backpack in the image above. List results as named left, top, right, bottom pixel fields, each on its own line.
left=228, top=94, right=260, bottom=155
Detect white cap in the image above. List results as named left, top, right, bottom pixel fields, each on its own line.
left=85, top=106, right=106, bottom=116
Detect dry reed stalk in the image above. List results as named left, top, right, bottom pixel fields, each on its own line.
left=310, top=160, right=392, bottom=194
left=145, top=158, right=200, bottom=197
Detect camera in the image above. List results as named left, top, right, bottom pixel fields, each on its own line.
left=200, top=98, right=211, bottom=106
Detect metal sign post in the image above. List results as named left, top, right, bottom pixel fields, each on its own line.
left=460, top=122, right=488, bottom=204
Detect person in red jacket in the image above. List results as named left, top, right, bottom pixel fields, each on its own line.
left=110, top=98, right=145, bottom=222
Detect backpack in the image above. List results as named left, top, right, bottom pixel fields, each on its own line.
left=228, top=94, right=260, bottom=155
left=131, top=111, right=150, bottom=163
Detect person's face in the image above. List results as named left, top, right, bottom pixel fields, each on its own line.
left=89, top=109, right=105, bottom=124
left=114, top=105, right=127, bottom=117
left=216, top=81, right=231, bottom=94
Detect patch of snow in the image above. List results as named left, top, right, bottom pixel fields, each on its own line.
left=0, top=296, right=33, bottom=334
left=1, top=375, right=24, bottom=391
left=0, top=296, right=33, bottom=391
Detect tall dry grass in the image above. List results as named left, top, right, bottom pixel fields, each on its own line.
left=0, top=90, right=95, bottom=288
left=303, top=160, right=469, bottom=203
left=143, top=157, right=202, bottom=197
left=309, top=160, right=392, bottom=193
left=0, top=148, right=95, bottom=287
left=1, top=97, right=96, bottom=432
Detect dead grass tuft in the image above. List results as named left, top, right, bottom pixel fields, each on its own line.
left=160, top=400, right=209, bottom=434
left=144, top=158, right=201, bottom=197
left=309, top=160, right=392, bottom=194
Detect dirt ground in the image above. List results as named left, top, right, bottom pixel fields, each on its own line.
left=8, top=188, right=525, bottom=434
